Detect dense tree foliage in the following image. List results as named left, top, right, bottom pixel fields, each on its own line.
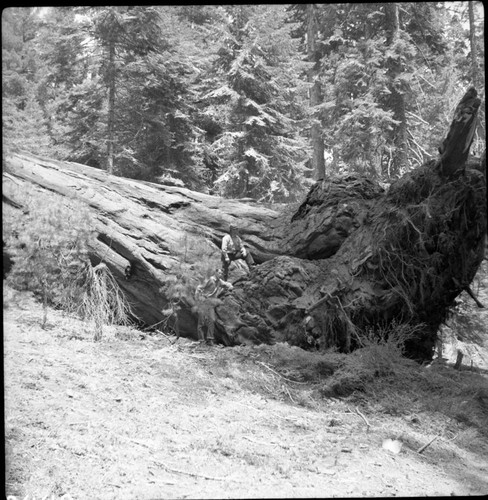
left=2, top=3, right=485, bottom=200
left=196, top=5, right=311, bottom=201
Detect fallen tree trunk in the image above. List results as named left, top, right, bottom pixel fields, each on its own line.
left=3, top=88, right=486, bottom=362
left=3, top=154, right=283, bottom=328
left=3, top=155, right=380, bottom=335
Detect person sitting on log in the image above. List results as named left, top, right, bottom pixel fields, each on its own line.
left=194, top=269, right=233, bottom=345
left=221, top=224, right=255, bottom=281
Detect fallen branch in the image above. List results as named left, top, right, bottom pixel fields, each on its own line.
left=355, top=407, right=371, bottom=432
left=441, top=432, right=459, bottom=443
left=346, top=406, right=371, bottom=432
left=243, top=435, right=279, bottom=446
left=256, top=361, right=308, bottom=384
left=406, top=110, right=431, bottom=126
left=152, top=458, right=229, bottom=481
left=141, top=320, right=168, bottom=331
left=234, top=401, right=263, bottom=413
left=282, top=383, right=296, bottom=404
left=306, top=293, right=333, bottom=314
left=465, top=285, right=485, bottom=308
left=417, top=435, right=439, bottom=454
left=452, top=278, right=485, bottom=308
left=125, top=437, right=152, bottom=448
left=407, top=128, right=433, bottom=158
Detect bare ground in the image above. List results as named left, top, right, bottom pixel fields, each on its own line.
left=4, top=286, right=488, bottom=499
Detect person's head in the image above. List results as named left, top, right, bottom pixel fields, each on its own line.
left=215, top=268, right=223, bottom=279
left=229, top=224, right=237, bottom=235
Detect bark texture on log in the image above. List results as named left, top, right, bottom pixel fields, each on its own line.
left=3, top=152, right=283, bottom=331
left=215, top=88, right=486, bottom=361
left=3, top=88, right=486, bottom=362
left=2, top=154, right=383, bottom=332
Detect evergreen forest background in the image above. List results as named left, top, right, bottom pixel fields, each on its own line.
left=2, top=3, right=485, bottom=203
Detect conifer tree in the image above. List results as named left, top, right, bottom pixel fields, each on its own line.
left=91, top=6, right=163, bottom=174
left=303, top=2, right=465, bottom=180
left=2, top=5, right=484, bottom=191
left=2, top=7, right=54, bottom=156
left=287, top=3, right=340, bottom=179
left=198, top=4, right=310, bottom=202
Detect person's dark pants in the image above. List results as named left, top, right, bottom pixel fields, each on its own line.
left=221, top=250, right=255, bottom=280
left=197, top=309, right=215, bottom=343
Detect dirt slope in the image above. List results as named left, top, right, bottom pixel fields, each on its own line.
left=4, top=287, right=488, bottom=499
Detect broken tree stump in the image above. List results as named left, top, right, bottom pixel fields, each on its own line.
left=213, top=87, right=486, bottom=361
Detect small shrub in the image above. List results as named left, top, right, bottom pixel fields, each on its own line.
left=3, top=184, right=130, bottom=337
left=267, top=343, right=342, bottom=382
left=4, top=185, right=94, bottom=320
left=161, top=233, right=223, bottom=334
left=322, top=322, right=421, bottom=396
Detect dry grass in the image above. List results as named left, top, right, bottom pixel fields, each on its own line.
left=313, top=340, right=488, bottom=438
left=74, top=263, right=132, bottom=341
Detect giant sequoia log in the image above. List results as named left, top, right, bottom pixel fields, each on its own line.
left=3, top=88, right=486, bottom=361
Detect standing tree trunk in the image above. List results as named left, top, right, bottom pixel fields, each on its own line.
left=106, top=39, right=116, bottom=175
left=384, top=3, right=408, bottom=178
left=306, top=4, right=326, bottom=180
left=468, top=1, right=478, bottom=89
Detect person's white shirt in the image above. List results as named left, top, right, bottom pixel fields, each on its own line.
left=222, top=234, right=246, bottom=257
